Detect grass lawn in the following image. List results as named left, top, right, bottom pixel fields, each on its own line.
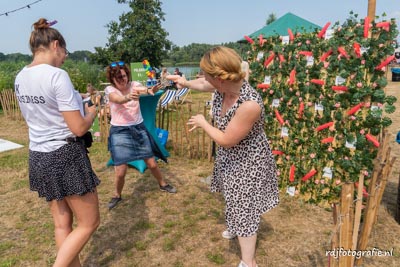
left=0, top=88, right=399, bottom=266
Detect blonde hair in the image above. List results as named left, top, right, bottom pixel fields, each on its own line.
left=29, top=18, right=66, bottom=55
left=200, top=46, right=245, bottom=82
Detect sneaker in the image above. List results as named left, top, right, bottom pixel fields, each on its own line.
left=159, top=184, right=177, bottom=193
left=222, top=230, right=237, bottom=239
left=108, top=197, right=122, bottom=210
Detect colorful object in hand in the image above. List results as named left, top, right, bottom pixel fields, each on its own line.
left=142, top=59, right=155, bottom=79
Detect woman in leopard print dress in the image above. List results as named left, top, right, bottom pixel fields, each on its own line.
left=170, top=46, right=279, bottom=267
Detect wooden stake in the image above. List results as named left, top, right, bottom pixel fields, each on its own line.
left=351, top=172, right=365, bottom=267
left=339, top=182, right=354, bottom=267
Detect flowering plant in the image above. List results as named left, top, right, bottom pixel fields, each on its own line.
left=246, top=14, right=398, bottom=206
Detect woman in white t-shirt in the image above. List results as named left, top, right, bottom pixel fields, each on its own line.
left=105, top=62, right=177, bottom=210
left=14, top=18, right=100, bottom=267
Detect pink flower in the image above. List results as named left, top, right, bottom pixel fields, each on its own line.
left=335, top=179, right=341, bottom=185
left=295, top=190, right=299, bottom=195
left=306, top=70, right=309, bottom=74
left=334, top=103, right=341, bottom=108
left=344, top=156, right=349, bottom=160
left=356, top=23, right=361, bottom=27
left=286, top=155, right=290, bottom=160
left=377, top=103, right=383, bottom=107
left=310, top=153, right=316, bottom=159
left=363, top=170, right=369, bottom=176
left=269, top=90, right=274, bottom=95
left=289, top=87, right=293, bottom=92
left=262, top=89, right=266, bottom=92
left=361, top=60, right=366, bottom=65
left=297, top=42, right=302, bottom=46
left=296, top=92, right=300, bottom=96
left=294, top=139, right=299, bottom=143
left=277, top=170, right=281, bottom=176
left=324, top=61, right=330, bottom=68
left=299, top=97, right=303, bottom=101
left=350, top=116, right=356, bottom=120
left=372, top=82, right=377, bottom=88
left=364, top=102, right=371, bottom=108
left=379, top=43, right=384, bottom=48
left=360, top=129, right=365, bottom=134
left=315, top=179, right=320, bottom=184
left=327, top=147, right=334, bottom=152
left=319, top=95, right=324, bottom=99
left=350, top=74, right=356, bottom=79
left=320, top=179, right=325, bottom=184
left=306, top=40, right=311, bottom=45
left=308, top=102, right=313, bottom=106
left=306, top=82, right=310, bottom=86
left=357, top=82, right=363, bottom=88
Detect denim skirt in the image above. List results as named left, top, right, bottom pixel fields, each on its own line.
left=108, top=123, right=167, bottom=166
left=29, top=142, right=100, bottom=201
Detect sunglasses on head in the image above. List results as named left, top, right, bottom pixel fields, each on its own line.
left=110, top=61, right=125, bottom=68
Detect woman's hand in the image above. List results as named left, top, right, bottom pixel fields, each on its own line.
left=148, top=83, right=163, bottom=95
left=187, top=114, right=207, bottom=132
left=166, top=74, right=187, bottom=89
left=125, top=91, right=140, bottom=101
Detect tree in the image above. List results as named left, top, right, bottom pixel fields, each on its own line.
left=266, top=13, right=277, bottom=25
left=91, top=0, right=172, bottom=67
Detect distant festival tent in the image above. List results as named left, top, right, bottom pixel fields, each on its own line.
left=241, top=12, right=321, bottom=41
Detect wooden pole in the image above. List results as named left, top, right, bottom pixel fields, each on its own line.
left=339, top=182, right=354, bottom=267
left=355, top=163, right=383, bottom=266
left=351, top=173, right=365, bottom=267
left=367, top=0, right=376, bottom=21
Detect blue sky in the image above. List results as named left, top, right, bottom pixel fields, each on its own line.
left=1, top=0, right=399, bottom=55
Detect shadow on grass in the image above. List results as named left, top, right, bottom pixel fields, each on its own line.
left=82, top=169, right=165, bottom=266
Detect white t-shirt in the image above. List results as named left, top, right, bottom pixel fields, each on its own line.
left=14, top=64, right=83, bottom=152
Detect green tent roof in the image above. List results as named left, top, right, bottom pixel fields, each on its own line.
left=243, top=12, right=321, bottom=41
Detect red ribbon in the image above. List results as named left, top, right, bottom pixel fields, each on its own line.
left=289, top=69, right=296, bottom=85
left=274, top=109, right=284, bottom=125
left=347, top=103, right=363, bottom=116
left=376, top=21, right=390, bottom=31
left=338, top=47, right=349, bottom=59
left=278, top=53, right=286, bottom=63
left=298, top=102, right=304, bottom=118
left=317, top=22, right=331, bottom=38
left=299, top=51, right=313, bottom=57
left=256, top=84, right=270, bottom=89
left=272, top=150, right=284, bottom=155
left=264, top=52, right=275, bottom=67
left=244, top=35, right=254, bottom=44
left=332, top=85, right=348, bottom=92
left=321, top=137, right=334, bottom=144
left=363, top=17, right=370, bottom=38
left=320, top=49, right=333, bottom=62
left=288, top=28, right=294, bottom=41
left=365, top=134, right=380, bottom=147
left=353, top=42, right=361, bottom=58
left=375, top=55, right=395, bottom=70
left=316, top=122, right=334, bottom=131
left=289, top=165, right=296, bottom=182
left=301, top=169, right=317, bottom=181
left=310, top=79, right=325, bottom=85
left=259, top=34, right=264, bottom=46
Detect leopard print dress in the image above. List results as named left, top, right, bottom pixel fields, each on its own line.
left=210, top=81, right=279, bottom=237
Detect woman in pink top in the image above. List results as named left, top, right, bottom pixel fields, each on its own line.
left=105, top=62, right=176, bottom=210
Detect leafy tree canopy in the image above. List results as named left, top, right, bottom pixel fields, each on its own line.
left=91, top=0, right=172, bottom=67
